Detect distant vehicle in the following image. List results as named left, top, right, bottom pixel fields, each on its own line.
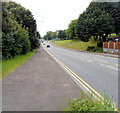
left=46, top=44, right=50, bottom=48
left=43, top=43, right=45, bottom=45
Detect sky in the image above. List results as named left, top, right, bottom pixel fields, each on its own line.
left=13, top=0, right=92, bottom=36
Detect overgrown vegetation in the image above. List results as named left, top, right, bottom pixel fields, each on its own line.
left=65, top=92, right=116, bottom=112
left=2, top=2, right=40, bottom=60
left=1, top=51, right=35, bottom=78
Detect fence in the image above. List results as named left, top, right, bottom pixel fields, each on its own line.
left=103, top=41, right=120, bottom=54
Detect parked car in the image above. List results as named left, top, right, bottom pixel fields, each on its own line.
left=46, top=44, right=50, bottom=48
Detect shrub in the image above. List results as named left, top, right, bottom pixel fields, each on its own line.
left=93, top=47, right=103, bottom=53
left=87, top=46, right=95, bottom=51
left=30, top=37, right=40, bottom=50
left=87, top=46, right=103, bottom=53
left=2, top=33, right=16, bottom=59
left=2, top=27, right=31, bottom=59
left=97, top=42, right=103, bottom=47
left=65, top=92, right=116, bottom=112
left=14, top=27, right=31, bottom=54
left=2, top=2, right=39, bottom=60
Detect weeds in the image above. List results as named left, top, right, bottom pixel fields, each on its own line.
left=65, top=92, right=116, bottom=112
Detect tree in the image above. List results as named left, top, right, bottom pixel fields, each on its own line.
left=76, top=12, right=91, bottom=42
left=6, top=2, right=39, bottom=50
left=51, top=32, right=56, bottom=39
left=57, top=30, right=67, bottom=40
left=94, top=2, right=120, bottom=35
left=43, top=31, right=52, bottom=40
left=76, top=2, right=115, bottom=42
left=67, top=19, right=78, bottom=39
left=43, top=31, right=57, bottom=40
left=36, top=31, right=41, bottom=39
left=2, top=2, right=38, bottom=59
left=87, top=2, right=120, bottom=36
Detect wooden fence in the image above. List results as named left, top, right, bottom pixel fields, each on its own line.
left=103, top=41, right=120, bottom=53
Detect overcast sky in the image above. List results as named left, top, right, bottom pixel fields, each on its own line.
left=13, top=0, right=92, bottom=36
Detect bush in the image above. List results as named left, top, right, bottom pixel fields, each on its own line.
left=93, top=47, right=103, bottom=53
left=30, top=37, right=40, bottom=50
left=65, top=92, right=116, bottom=112
left=87, top=46, right=103, bottom=53
left=2, top=27, right=31, bottom=59
left=14, top=27, right=31, bottom=54
left=97, top=42, right=103, bottom=47
left=2, top=33, right=16, bottom=59
left=2, top=2, right=39, bottom=60
left=87, top=46, right=95, bottom=51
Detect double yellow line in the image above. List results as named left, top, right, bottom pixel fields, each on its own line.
left=43, top=46, right=118, bottom=111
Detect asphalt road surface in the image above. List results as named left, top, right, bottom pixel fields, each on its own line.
left=44, top=41, right=119, bottom=106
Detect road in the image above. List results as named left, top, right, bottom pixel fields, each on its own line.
left=43, top=41, right=119, bottom=106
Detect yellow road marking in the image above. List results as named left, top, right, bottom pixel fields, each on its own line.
left=43, top=46, right=118, bottom=111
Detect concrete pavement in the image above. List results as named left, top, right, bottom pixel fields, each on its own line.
left=2, top=47, right=82, bottom=111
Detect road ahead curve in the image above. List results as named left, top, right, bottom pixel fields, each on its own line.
left=43, top=42, right=119, bottom=106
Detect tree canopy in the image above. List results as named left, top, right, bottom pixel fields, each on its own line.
left=66, top=19, right=78, bottom=39
left=67, top=2, right=120, bottom=42
left=2, top=2, right=40, bottom=59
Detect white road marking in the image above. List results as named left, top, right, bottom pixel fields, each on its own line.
left=87, top=60, right=93, bottom=62
left=79, top=57, right=92, bottom=62
left=93, top=58, right=108, bottom=63
left=116, top=64, right=120, bottom=67
left=81, top=54, right=90, bottom=58
left=100, top=64, right=118, bottom=71
left=95, top=54, right=118, bottom=60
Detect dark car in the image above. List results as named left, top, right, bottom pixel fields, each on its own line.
left=46, top=44, right=50, bottom=48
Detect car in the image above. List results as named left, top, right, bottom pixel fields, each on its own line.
left=43, top=43, right=45, bottom=45
left=46, top=44, right=50, bottom=48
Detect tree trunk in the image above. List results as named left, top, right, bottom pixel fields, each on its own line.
left=102, top=34, right=108, bottom=42
left=94, top=36, right=98, bottom=41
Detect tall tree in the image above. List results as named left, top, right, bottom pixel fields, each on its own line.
left=67, top=19, right=78, bottom=39
left=2, top=2, right=40, bottom=59
left=7, top=2, right=39, bottom=50
left=57, top=30, right=67, bottom=40
left=76, top=2, right=116, bottom=42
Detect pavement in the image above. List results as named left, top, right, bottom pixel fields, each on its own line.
left=44, top=42, right=119, bottom=106
left=2, top=47, right=82, bottom=111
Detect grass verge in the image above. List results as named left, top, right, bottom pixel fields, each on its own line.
left=0, top=51, right=35, bottom=79
left=65, top=92, right=116, bottom=112
left=51, top=39, right=101, bottom=52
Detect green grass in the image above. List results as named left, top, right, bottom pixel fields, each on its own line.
left=65, top=92, right=116, bottom=112
left=51, top=39, right=100, bottom=51
left=0, top=51, right=35, bottom=79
